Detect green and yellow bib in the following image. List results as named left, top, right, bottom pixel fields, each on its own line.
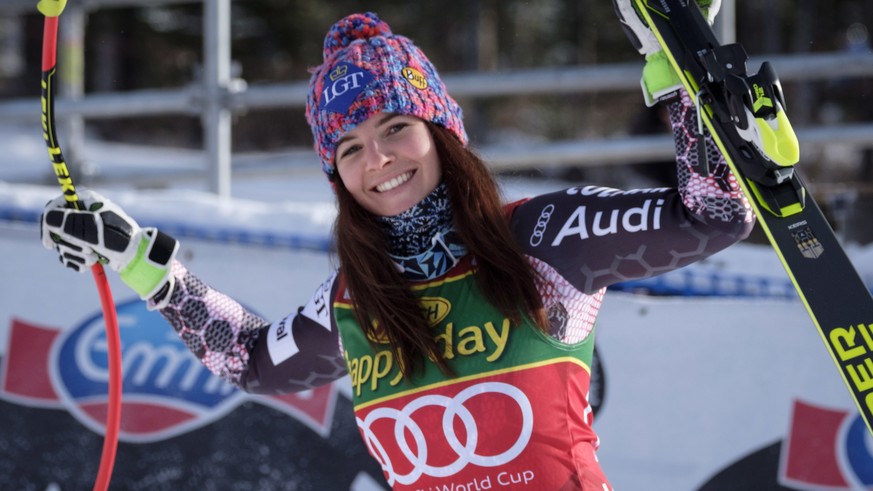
left=335, top=257, right=599, bottom=490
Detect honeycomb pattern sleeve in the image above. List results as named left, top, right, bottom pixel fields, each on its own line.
left=510, top=89, right=755, bottom=294
left=668, top=90, right=754, bottom=225
left=153, top=261, right=346, bottom=393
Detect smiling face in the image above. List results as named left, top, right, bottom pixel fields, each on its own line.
left=335, top=113, right=442, bottom=217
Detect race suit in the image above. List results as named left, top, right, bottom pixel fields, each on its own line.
left=155, top=92, right=754, bottom=490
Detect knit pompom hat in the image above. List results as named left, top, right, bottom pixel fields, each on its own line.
left=305, top=12, right=467, bottom=179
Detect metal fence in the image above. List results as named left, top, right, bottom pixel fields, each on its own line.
left=3, top=0, right=873, bottom=198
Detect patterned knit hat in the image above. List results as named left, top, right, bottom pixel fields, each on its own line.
left=305, top=12, right=467, bottom=179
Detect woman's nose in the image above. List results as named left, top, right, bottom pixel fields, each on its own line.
left=364, top=141, right=393, bottom=171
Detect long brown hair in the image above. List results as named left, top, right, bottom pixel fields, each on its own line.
left=333, top=122, right=547, bottom=378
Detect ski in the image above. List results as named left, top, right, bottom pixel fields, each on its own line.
left=631, top=0, right=873, bottom=435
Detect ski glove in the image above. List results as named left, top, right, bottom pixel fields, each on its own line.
left=41, top=189, right=179, bottom=302
left=613, top=0, right=721, bottom=106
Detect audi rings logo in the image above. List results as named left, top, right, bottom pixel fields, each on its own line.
left=529, top=204, right=555, bottom=247
left=357, top=382, right=534, bottom=486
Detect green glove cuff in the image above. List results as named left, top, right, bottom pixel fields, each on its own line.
left=641, top=50, right=683, bottom=107
left=119, top=229, right=178, bottom=299
left=697, top=0, right=718, bottom=24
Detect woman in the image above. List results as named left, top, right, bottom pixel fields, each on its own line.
left=42, top=7, right=751, bottom=490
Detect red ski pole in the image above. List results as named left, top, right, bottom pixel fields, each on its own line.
left=38, top=1, right=122, bottom=489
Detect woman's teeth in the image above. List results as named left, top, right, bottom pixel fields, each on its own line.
left=376, top=171, right=413, bottom=192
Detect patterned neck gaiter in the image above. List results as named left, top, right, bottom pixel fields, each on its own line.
left=377, top=182, right=468, bottom=281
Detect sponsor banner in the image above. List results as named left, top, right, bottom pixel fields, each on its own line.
left=780, top=400, right=873, bottom=490
left=1, top=234, right=386, bottom=489
left=594, top=294, right=867, bottom=491
left=697, top=400, right=873, bottom=490
left=1, top=302, right=336, bottom=442
left=4, top=222, right=871, bottom=489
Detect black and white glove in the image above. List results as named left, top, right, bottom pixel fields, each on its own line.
left=41, top=189, right=179, bottom=302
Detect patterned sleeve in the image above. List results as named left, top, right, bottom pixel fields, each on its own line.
left=155, top=261, right=265, bottom=386
left=153, top=261, right=347, bottom=393
left=669, top=90, right=753, bottom=223
left=510, top=89, right=755, bottom=295
left=508, top=89, right=755, bottom=345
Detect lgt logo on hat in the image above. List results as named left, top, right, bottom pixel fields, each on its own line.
left=320, top=62, right=374, bottom=114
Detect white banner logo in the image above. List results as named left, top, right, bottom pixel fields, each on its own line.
left=356, top=381, right=534, bottom=486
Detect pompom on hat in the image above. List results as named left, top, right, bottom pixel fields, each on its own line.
left=305, top=12, right=467, bottom=179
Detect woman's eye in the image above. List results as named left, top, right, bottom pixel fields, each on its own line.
left=387, top=122, right=408, bottom=135
left=339, top=144, right=361, bottom=159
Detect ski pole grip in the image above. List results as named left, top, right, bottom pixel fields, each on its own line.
left=37, top=0, right=67, bottom=17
